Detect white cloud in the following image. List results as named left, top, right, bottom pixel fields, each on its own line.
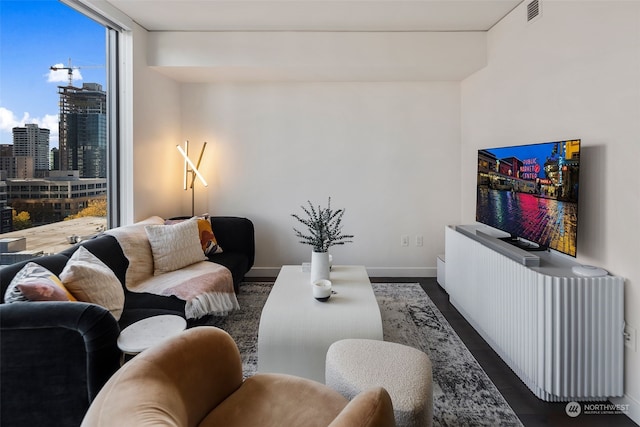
left=0, top=107, right=59, bottom=147
left=40, top=114, right=59, bottom=131
left=47, top=63, right=83, bottom=85
left=0, top=107, right=29, bottom=132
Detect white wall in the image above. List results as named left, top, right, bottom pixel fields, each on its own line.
left=461, top=1, right=640, bottom=421
left=180, top=82, right=461, bottom=276
left=138, top=30, right=469, bottom=274
left=130, top=23, right=184, bottom=221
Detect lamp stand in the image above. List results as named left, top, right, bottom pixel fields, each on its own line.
left=190, top=171, right=197, bottom=217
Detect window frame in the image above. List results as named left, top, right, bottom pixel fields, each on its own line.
left=61, top=0, right=134, bottom=228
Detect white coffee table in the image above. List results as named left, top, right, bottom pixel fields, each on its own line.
left=117, top=315, right=187, bottom=358
left=257, top=265, right=383, bottom=383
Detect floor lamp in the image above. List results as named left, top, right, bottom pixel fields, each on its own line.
left=177, top=141, right=208, bottom=217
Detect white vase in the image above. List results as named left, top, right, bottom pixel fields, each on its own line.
left=310, top=251, right=330, bottom=283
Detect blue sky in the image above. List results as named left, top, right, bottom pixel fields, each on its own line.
left=0, top=0, right=106, bottom=147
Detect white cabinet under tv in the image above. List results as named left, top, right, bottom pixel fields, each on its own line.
left=444, top=225, right=624, bottom=402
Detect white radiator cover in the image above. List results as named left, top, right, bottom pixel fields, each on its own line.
left=445, top=226, right=624, bottom=401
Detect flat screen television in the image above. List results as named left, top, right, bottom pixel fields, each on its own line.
left=476, top=139, right=581, bottom=257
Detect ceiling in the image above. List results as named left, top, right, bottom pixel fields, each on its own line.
left=99, top=0, right=524, bottom=82
left=104, top=0, right=523, bottom=32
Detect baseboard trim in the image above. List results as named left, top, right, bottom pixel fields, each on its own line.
left=246, top=266, right=436, bottom=279
left=366, top=267, right=435, bottom=278
left=611, top=393, right=640, bottom=425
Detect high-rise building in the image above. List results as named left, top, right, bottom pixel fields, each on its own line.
left=58, top=83, right=107, bottom=178
left=0, top=150, right=35, bottom=179
left=50, top=147, right=60, bottom=171
left=12, top=124, right=50, bottom=173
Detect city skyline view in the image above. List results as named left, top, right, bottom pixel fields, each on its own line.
left=0, top=0, right=106, bottom=149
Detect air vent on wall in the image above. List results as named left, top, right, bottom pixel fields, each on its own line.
left=527, top=0, right=541, bottom=22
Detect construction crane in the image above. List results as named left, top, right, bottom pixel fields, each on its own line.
left=49, top=58, right=103, bottom=87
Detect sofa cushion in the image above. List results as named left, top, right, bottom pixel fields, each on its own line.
left=166, top=217, right=223, bottom=255
left=60, top=246, right=125, bottom=320
left=4, top=262, right=77, bottom=303
left=71, top=234, right=130, bottom=286
left=104, top=216, right=165, bottom=288
left=145, top=218, right=207, bottom=275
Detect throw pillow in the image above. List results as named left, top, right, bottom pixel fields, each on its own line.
left=195, top=218, right=223, bottom=255
left=164, top=217, right=223, bottom=255
left=4, top=262, right=77, bottom=303
left=145, top=218, right=207, bottom=275
left=105, top=216, right=165, bottom=289
left=18, top=281, right=69, bottom=301
left=59, top=246, right=125, bottom=320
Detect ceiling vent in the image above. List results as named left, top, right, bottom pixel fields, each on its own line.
left=527, top=0, right=541, bottom=23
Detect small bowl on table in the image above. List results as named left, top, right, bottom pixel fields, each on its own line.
left=312, top=279, right=332, bottom=302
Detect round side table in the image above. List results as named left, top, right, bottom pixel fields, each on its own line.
left=117, top=315, right=187, bottom=361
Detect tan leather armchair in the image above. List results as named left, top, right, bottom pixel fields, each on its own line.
left=82, top=326, right=396, bottom=427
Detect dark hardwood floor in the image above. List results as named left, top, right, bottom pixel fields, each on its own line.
left=372, top=277, right=636, bottom=427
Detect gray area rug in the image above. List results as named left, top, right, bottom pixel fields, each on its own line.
left=200, top=282, right=523, bottom=427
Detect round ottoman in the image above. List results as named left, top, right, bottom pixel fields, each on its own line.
left=326, top=339, right=433, bottom=427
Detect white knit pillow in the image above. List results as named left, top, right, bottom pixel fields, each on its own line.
left=145, top=218, right=207, bottom=275
left=60, top=246, right=125, bottom=320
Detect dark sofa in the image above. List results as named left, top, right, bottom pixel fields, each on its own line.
left=0, top=216, right=254, bottom=427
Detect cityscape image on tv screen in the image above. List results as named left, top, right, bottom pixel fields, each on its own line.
left=476, top=140, right=581, bottom=257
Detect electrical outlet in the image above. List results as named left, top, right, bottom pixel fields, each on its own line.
left=416, top=235, right=424, bottom=247
left=624, top=325, right=637, bottom=352
left=401, top=235, right=409, bottom=247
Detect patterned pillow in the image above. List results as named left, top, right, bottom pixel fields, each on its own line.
left=145, top=218, right=208, bottom=275
left=60, top=246, right=125, bottom=320
left=4, top=262, right=77, bottom=303
left=164, top=217, right=223, bottom=255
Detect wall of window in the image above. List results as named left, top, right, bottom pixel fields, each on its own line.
left=0, top=0, right=133, bottom=264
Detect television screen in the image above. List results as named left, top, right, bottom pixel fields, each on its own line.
left=476, top=139, right=580, bottom=257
